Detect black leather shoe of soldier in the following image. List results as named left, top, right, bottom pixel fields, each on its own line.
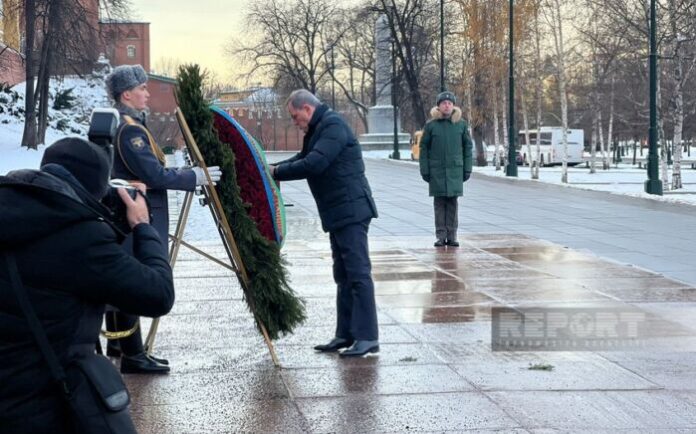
left=339, top=340, right=380, bottom=357
left=434, top=239, right=446, bottom=247
left=446, top=239, right=460, bottom=247
left=106, top=345, right=168, bottom=365
left=314, top=337, right=354, bottom=353
left=120, top=352, right=170, bottom=374
left=147, top=354, right=169, bottom=365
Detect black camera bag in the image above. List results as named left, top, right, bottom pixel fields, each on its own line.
left=3, top=252, right=137, bottom=434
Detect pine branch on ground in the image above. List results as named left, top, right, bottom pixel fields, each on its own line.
left=176, top=64, right=305, bottom=340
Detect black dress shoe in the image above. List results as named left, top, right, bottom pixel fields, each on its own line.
left=339, top=340, right=379, bottom=357
left=314, top=337, right=354, bottom=353
left=446, top=239, right=460, bottom=247
left=120, top=352, right=170, bottom=374
left=107, top=345, right=169, bottom=365
left=434, top=239, right=446, bottom=247
left=146, top=354, right=169, bottom=365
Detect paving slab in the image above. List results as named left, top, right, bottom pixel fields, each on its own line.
left=126, top=158, right=696, bottom=432
left=486, top=391, right=696, bottom=430
left=130, top=399, right=309, bottom=434
left=296, top=393, right=522, bottom=433
left=282, top=364, right=474, bottom=398
left=451, top=356, right=660, bottom=391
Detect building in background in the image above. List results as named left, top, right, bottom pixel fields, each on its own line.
left=0, top=0, right=182, bottom=148
left=0, top=0, right=26, bottom=86
left=99, top=20, right=150, bottom=73
left=213, top=87, right=366, bottom=152
left=214, top=87, right=303, bottom=151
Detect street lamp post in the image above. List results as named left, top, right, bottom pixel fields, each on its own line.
left=645, top=0, right=662, bottom=194
left=440, top=0, right=445, bottom=92
left=506, top=0, right=518, bottom=176
left=392, top=39, right=400, bottom=160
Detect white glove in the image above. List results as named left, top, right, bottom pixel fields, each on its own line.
left=193, top=166, right=222, bottom=186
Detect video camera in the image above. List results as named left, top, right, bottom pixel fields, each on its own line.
left=88, top=108, right=148, bottom=234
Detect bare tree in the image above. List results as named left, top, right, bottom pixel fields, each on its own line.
left=543, top=0, right=571, bottom=183
left=20, top=0, right=131, bottom=148
left=230, top=0, right=345, bottom=94
left=372, top=0, right=439, bottom=128
left=328, top=4, right=379, bottom=131
left=452, top=0, right=506, bottom=166
left=154, top=57, right=185, bottom=78
left=450, top=0, right=536, bottom=166
left=665, top=0, right=696, bottom=190
left=20, top=0, right=38, bottom=148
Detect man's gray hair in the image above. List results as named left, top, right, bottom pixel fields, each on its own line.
left=286, top=89, right=321, bottom=109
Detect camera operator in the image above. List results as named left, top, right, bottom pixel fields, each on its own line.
left=0, top=137, right=174, bottom=433
left=104, top=64, right=222, bottom=374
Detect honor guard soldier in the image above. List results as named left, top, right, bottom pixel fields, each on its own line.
left=104, top=64, right=222, bottom=374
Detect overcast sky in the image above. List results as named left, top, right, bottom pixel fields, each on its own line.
left=129, top=0, right=248, bottom=81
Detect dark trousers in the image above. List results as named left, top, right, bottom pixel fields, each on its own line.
left=434, top=196, right=459, bottom=241
left=106, top=210, right=168, bottom=357
left=105, top=311, right=143, bottom=356
left=330, top=219, right=379, bottom=341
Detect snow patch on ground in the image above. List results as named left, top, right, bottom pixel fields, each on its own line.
left=1, top=74, right=111, bottom=175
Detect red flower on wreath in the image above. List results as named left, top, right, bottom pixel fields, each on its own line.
left=213, top=112, right=275, bottom=242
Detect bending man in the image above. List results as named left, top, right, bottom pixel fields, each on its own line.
left=272, top=89, right=379, bottom=357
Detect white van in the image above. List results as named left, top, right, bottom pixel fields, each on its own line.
left=518, top=127, right=584, bottom=166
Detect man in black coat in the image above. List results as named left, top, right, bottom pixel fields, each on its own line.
left=0, top=138, right=175, bottom=434
left=272, top=89, right=379, bottom=357
left=104, top=64, right=221, bottom=373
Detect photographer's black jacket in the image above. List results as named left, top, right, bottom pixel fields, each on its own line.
left=0, top=167, right=175, bottom=433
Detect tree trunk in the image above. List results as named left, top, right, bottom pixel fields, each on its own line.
left=550, top=0, right=569, bottom=183
left=672, top=78, right=684, bottom=190
left=608, top=75, right=615, bottom=167
left=21, top=0, right=38, bottom=149
left=657, top=68, right=669, bottom=191
left=493, top=86, right=501, bottom=171
left=533, top=1, right=542, bottom=179
left=590, top=114, right=597, bottom=174
left=36, top=32, right=53, bottom=145
left=36, top=0, right=62, bottom=145
left=519, top=80, right=533, bottom=177
left=598, top=109, right=607, bottom=170
left=669, top=0, right=683, bottom=190
left=472, top=73, right=487, bottom=166
left=466, top=81, right=475, bottom=141
left=501, top=87, right=509, bottom=173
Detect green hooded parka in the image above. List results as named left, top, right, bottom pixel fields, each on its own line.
left=419, top=106, right=474, bottom=197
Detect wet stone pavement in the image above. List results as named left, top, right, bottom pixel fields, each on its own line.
left=122, top=157, right=696, bottom=433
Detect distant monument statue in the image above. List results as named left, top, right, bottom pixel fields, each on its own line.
left=359, top=15, right=410, bottom=150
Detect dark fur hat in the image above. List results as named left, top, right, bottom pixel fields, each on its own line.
left=105, top=64, right=148, bottom=100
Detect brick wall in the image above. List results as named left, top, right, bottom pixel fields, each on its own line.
left=147, top=75, right=176, bottom=114
left=225, top=107, right=366, bottom=152
left=0, top=47, right=24, bottom=86
left=100, top=22, right=150, bottom=72
left=146, top=75, right=182, bottom=149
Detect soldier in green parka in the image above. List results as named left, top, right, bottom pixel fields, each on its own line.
left=419, top=91, right=474, bottom=247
